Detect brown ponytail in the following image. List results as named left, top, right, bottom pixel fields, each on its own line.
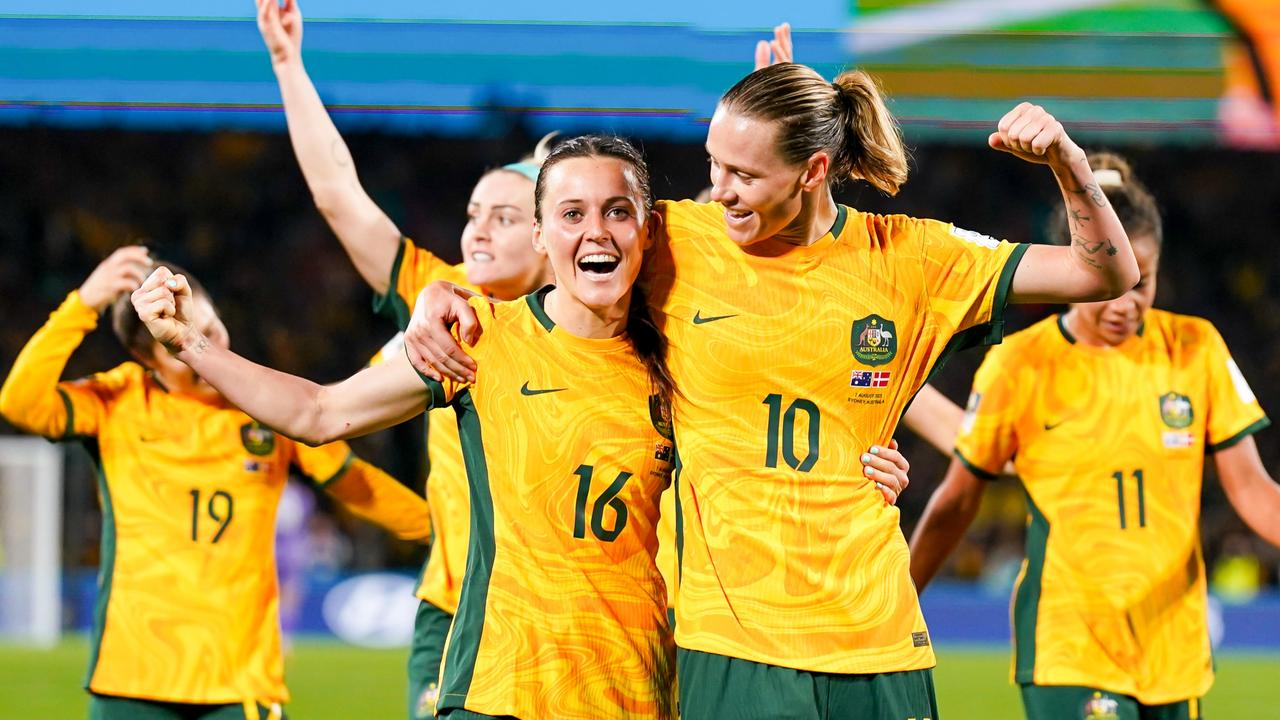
left=719, top=63, right=908, bottom=195
left=1048, top=151, right=1162, bottom=249
left=626, top=286, right=678, bottom=412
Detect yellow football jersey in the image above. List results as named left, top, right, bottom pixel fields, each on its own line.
left=644, top=199, right=1027, bottom=673
left=378, top=237, right=681, bottom=615
left=422, top=290, right=676, bottom=720
left=954, top=310, right=1269, bottom=704
left=0, top=292, right=430, bottom=705
left=374, top=237, right=477, bottom=614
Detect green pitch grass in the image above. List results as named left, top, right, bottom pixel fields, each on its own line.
left=1, top=638, right=1276, bottom=718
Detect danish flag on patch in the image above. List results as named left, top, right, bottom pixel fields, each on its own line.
left=850, top=370, right=891, bottom=388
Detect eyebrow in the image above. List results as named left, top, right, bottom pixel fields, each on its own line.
left=556, top=196, right=635, bottom=206
left=705, top=147, right=761, bottom=176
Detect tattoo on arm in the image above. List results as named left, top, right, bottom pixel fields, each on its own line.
left=1069, top=209, right=1091, bottom=227
left=193, top=336, right=209, bottom=355
left=1071, top=234, right=1105, bottom=269
left=1059, top=168, right=1108, bottom=209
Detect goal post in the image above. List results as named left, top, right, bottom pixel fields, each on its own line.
left=0, top=437, right=63, bottom=647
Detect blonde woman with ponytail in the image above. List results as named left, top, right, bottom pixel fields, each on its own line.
left=909, top=152, right=1280, bottom=719
left=406, top=59, right=1141, bottom=718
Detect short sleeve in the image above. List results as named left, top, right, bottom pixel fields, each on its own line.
left=372, top=237, right=470, bottom=330
left=919, top=220, right=1029, bottom=351
left=1202, top=324, right=1270, bottom=452
left=953, top=345, right=1023, bottom=480
left=291, top=439, right=357, bottom=488
left=408, top=295, right=492, bottom=408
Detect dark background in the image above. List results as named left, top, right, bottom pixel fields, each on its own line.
left=2, top=125, right=1276, bottom=587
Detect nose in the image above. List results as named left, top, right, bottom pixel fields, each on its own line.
left=583, top=210, right=610, bottom=242
left=708, top=168, right=733, bottom=205
left=469, top=214, right=492, bottom=244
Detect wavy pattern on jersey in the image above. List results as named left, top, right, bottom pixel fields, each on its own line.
left=644, top=200, right=1020, bottom=673
left=66, top=364, right=350, bottom=704
left=377, top=238, right=478, bottom=615
left=384, top=240, right=681, bottom=616
left=958, top=310, right=1267, bottom=704
left=437, top=295, right=675, bottom=719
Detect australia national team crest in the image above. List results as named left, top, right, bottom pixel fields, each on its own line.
left=1082, top=691, right=1120, bottom=720
left=1159, top=392, right=1194, bottom=429
left=240, top=421, right=276, bottom=456
left=851, top=314, right=897, bottom=367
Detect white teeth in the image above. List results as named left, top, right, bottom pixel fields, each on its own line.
left=470, top=252, right=493, bottom=263
left=579, top=253, right=618, bottom=263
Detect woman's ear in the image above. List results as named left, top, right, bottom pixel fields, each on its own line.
left=801, top=151, right=831, bottom=191
left=644, top=210, right=663, bottom=251
left=531, top=221, right=548, bottom=255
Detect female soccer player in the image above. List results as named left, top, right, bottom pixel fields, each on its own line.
left=255, top=1, right=552, bottom=713
left=909, top=154, right=1280, bottom=720
left=132, top=135, right=912, bottom=720
left=406, top=63, right=1141, bottom=718
left=255, top=5, right=809, bottom=715
left=0, top=246, right=431, bottom=720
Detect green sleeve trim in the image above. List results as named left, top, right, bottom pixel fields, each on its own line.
left=1208, top=416, right=1271, bottom=453
left=953, top=448, right=1000, bottom=481
left=56, top=387, right=75, bottom=440
left=970, top=242, right=1031, bottom=349
left=408, top=344, right=450, bottom=409
left=314, top=450, right=356, bottom=489
left=371, top=237, right=413, bottom=330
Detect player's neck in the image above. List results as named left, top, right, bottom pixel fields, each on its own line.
left=772, top=190, right=839, bottom=247
left=543, top=287, right=628, bottom=339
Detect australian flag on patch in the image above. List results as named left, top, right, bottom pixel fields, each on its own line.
left=850, top=370, right=891, bottom=388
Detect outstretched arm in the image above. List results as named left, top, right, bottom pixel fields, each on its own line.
left=258, top=0, right=401, bottom=293
left=131, top=267, right=428, bottom=445
left=989, top=103, right=1139, bottom=304
left=909, top=458, right=988, bottom=592
left=1214, top=435, right=1280, bottom=548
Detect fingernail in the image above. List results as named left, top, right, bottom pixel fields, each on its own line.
left=870, top=446, right=880, bottom=455
left=861, top=454, right=871, bottom=464
left=165, top=279, right=177, bottom=289
left=864, top=466, right=875, bottom=477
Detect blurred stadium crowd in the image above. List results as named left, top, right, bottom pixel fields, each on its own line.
left=1, top=122, right=1277, bottom=609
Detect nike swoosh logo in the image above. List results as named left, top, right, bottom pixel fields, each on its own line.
left=1043, top=420, right=1067, bottom=431
left=692, top=311, right=738, bottom=325
left=520, top=382, right=567, bottom=396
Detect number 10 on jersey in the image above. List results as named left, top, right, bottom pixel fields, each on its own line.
left=763, top=394, right=821, bottom=472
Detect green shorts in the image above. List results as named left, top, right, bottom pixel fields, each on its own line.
left=407, top=600, right=454, bottom=720
left=1021, top=684, right=1202, bottom=720
left=677, top=648, right=938, bottom=720
left=89, top=693, right=285, bottom=720
left=437, top=710, right=519, bottom=720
